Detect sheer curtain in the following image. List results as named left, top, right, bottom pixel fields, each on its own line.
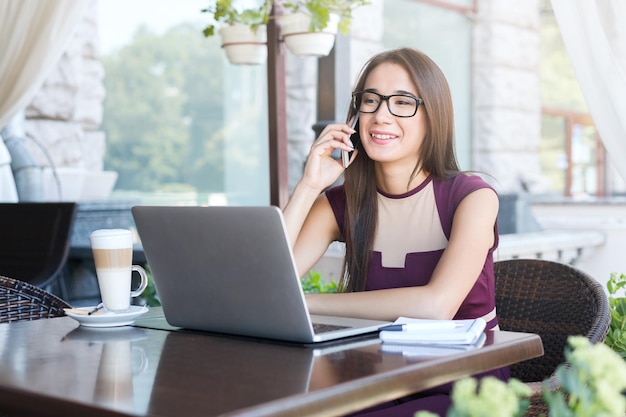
left=0, top=0, right=89, bottom=201
left=551, top=0, right=626, bottom=182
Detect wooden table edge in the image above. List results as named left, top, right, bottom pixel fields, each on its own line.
left=224, top=332, right=544, bottom=417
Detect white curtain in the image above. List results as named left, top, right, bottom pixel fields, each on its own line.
left=551, top=0, right=626, bottom=182
left=0, top=0, right=89, bottom=201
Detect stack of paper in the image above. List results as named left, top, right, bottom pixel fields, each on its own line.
left=379, top=317, right=487, bottom=357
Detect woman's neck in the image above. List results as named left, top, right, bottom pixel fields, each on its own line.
left=374, top=162, right=428, bottom=195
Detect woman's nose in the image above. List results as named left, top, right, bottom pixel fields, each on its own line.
left=373, top=98, right=394, bottom=122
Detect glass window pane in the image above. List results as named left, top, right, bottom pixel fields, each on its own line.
left=99, top=1, right=269, bottom=206
left=570, top=123, right=598, bottom=197
left=540, top=115, right=567, bottom=194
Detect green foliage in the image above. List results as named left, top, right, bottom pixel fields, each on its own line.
left=101, top=23, right=226, bottom=193
left=282, top=0, right=370, bottom=34
left=201, top=0, right=272, bottom=37
left=138, top=264, right=161, bottom=307
left=201, top=0, right=370, bottom=37
left=543, top=336, right=626, bottom=416
left=415, top=336, right=626, bottom=417
left=606, top=272, right=626, bottom=359
left=415, top=377, right=531, bottom=417
left=301, top=270, right=337, bottom=294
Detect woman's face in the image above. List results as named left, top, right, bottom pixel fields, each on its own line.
left=358, top=62, right=426, bottom=168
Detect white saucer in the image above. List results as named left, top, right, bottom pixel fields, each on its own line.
left=64, top=305, right=149, bottom=328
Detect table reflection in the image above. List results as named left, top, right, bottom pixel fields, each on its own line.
left=64, top=327, right=149, bottom=412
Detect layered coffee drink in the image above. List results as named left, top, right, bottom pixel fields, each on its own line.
left=90, top=229, right=147, bottom=312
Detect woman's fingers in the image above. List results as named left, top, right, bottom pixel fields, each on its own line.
left=312, top=123, right=356, bottom=155
left=298, top=123, right=358, bottom=189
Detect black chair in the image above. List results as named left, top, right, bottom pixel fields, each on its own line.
left=494, top=259, right=611, bottom=417
left=0, top=202, right=77, bottom=295
left=0, top=275, right=71, bottom=323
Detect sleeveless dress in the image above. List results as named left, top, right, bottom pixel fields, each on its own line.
left=325, top=174, right=509, bottom=417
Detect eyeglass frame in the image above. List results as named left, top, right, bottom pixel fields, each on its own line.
left=352, top=90, right=424, bottom=118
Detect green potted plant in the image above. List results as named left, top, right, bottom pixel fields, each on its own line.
left=415, top=336, right=626, bottom=417
left=201, top=0, right=272, bottom=65
left=278, top=0, right=370, bottom=56
left=606, top=272, right=626, bottom=359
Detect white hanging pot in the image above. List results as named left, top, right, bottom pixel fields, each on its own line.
left=219, top=23, right=267, bottom=65
left=278, top=12, right=339, bottom=57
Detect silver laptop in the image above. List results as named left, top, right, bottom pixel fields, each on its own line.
left=131, top=205, right=390, bottom=343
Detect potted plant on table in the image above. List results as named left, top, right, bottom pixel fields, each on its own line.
left=201, top=0, right=272, bottom=65
left=279, top=0, right=370, bottom=56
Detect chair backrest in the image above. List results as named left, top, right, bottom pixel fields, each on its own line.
left=0, top=202, right=76, bottom=288
left=0, top=275, right=71, bottom=323
left=494, top=259, right=611, bottom=383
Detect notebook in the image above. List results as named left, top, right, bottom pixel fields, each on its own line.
left=379, top=317, right=487, bottom=358
left=131, top=205, right=391, bottom=343
left=379, top=317, right=487, bottom=345
left=380, top=333, right=487, bottom=358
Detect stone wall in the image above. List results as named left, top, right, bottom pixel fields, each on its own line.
left=472, top=0, right=543, bottom=194
left=23, top=0, right=105, bottom=172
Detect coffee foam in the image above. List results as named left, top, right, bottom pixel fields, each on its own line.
left=90, top=229, right=133, bottom=249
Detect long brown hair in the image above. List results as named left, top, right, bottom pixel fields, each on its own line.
left=339, top=48, right=460, bottom=292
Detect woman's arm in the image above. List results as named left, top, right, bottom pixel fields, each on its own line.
left=289, top=193, right=341, bottom=278
left=283, top=121, right=356, bottom=276
left=305, top=188, right=499, bottom=321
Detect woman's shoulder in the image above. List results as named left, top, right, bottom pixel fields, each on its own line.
left=432, top=173, right=497, bottom=212
left=434, top=172, right=496, bottom=195
left=325, top=184, right=346, bottom=201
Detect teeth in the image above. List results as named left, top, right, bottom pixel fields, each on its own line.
left=371, top=133, right=395, bottom=140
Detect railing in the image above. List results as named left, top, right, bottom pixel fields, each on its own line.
left=495, top=230, right=605, bottom=265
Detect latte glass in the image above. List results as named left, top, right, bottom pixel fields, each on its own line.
left=90, top=229, right=148, bottom=312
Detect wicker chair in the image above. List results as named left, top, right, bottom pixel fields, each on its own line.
left=494, top=259, right=611, bottom=417
left=0, top=275, right=71, bottom=323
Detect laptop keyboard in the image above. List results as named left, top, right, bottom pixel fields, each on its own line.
left=313, top=322, right=351, bottom=334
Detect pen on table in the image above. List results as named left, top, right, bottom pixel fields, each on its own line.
left=379, top=322, right=464, bottom=332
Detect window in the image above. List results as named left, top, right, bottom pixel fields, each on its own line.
left=541, top=111, right=605, bottom=197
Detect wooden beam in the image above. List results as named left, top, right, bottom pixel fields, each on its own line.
left=267, top=1, right=289, bottom=208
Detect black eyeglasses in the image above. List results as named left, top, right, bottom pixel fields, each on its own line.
left=352, top=90, right=424, bottom=118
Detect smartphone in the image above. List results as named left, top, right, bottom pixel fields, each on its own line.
left=342, top=112, right=360, bottom=168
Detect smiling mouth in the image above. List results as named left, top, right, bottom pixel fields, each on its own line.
left=371, top=133, right=396, bottom=140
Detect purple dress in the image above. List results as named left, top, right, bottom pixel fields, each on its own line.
left=325, top=174, right=509, bottom=417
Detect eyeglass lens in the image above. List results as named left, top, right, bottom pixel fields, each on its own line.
left=353, top=91, right=421, bottom=117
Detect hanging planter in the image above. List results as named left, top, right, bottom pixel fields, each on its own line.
left=277, top=0, right=370, bottom=56
left=201, top=0, right=271, bottom=65
left=278, top=12, right=339, bottom=57
left=219, top=23, right=267, bottom=65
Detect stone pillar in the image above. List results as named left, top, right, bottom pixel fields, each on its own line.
left=22, top=0, right=105, bottom=172
left=285, top=53, right=318, bottom=191
left=472, top=0, right=544, bottom=194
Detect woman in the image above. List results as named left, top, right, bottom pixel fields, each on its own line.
left=283, top=48, right=506, bottom=416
